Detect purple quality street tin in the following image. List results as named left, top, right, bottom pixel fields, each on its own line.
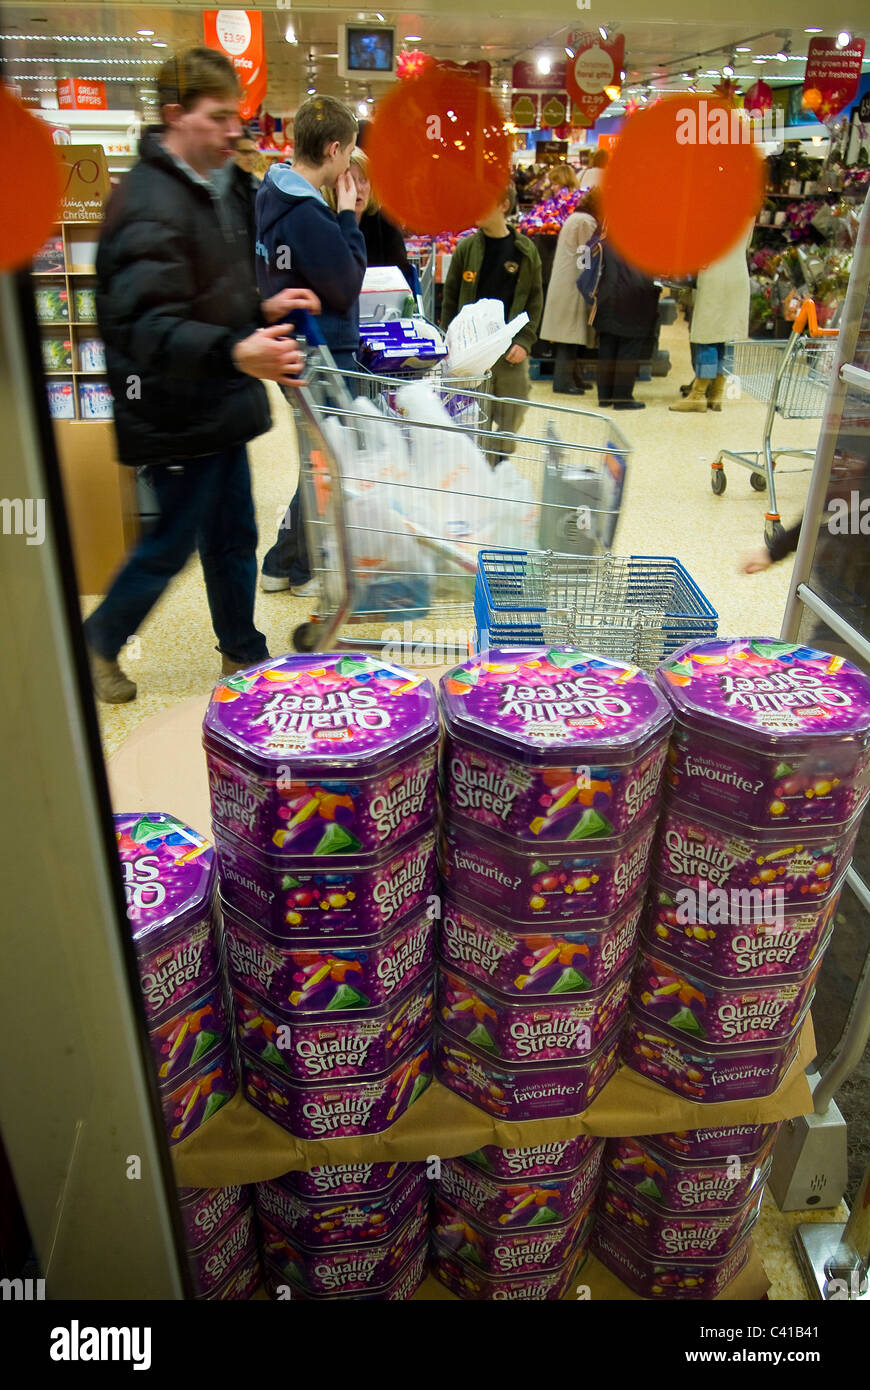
left=116, top=812, right=222, bottom=1020
left=436, top=1146, right=604, bottom=1230
left=223, top=902, right=433, bottom=1012
left=631, top=942, right=825, bottom=1046
left=435, top=1020, right=622, bottom=1121
left=149, top=979, right=233, bottom=1084
left=439, top=648, right=672, bottom=843
left=592, top=1215, right=750, bottom=1298
left=432, top=1192, right=594, bottom=1276
left=259, top=1199, right=427, bottom=1295
left=283, top=1161, right=414, bottom=1199
left=264, top=1238, right=428, bottom=1301
left=440, top=810, right=658, bottom=923
left=644, top=870, right=843, bottom=980
left=177, top=1186, right=249, bottom=1251
left=200, top=1251, right=262, bottom=1301
left=437, top=959, right=630, bottom=1059
left=254, top=1165, right=427, bottom=1247
left=653, top=797, right=861, bottom=907
left=233, top=974, right=433, bottom=1082
left=599, top=1170, right=764, bottom=1260
left=462, top=1135, right=602, bottom=1181
left=214, top=822, right=437, bottom=938
left=160, top=1042, right=238, bottom=1146
left=651, top=1123, right=779, bottom=1162
left=657, top=639, right=870, bottom=829
left=439, top=890, right=643, bottom=996
left=605, top=1134, right=774, bottom=1212
left=203, top=654, right=439, bottom=858
left=241, top=1035, right=432, bottom=1138
left=187, top=1206, right=257, bottom=1297
left=430, top=1236, right=587, bottom=1300
left=621, top=1004, right=808, bottom=1103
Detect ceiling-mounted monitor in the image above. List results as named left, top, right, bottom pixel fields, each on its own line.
left=337, top=24, right=398, bottom=81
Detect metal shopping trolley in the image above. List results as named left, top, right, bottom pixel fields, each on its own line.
left=404, top=239, right=436, bottom=322
left=474, top=549, right=717, bottom=670
left=712, top=298, right=839, bottom=545
left=288, top=341, right=631, bottom=658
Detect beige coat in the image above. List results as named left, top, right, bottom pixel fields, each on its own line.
left=539, top=212, right=597, bottom=346
left=690, top=223, right=752, bottom=344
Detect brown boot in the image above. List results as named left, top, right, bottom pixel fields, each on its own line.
left=707, top=374, right=726, bottom=411
left=669, top=378, right=709, bottom=412
left=88, top=648, right=137, bottom=703
left=221, top=654, right=252, bottom=677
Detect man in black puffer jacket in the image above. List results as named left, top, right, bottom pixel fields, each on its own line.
left=84, top=47, right=315, bottom=701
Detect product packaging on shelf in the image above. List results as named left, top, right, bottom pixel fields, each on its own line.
left=439, top=891, right=644, bottom=996
left=202, top=653, right=440, bottom=860
left=604, top=1132, right=775, bottom=1212
left=599, top=1170, right=765, bottom=1260
left=462, top=1135, right=603, bottom=1180
left=185, top=1205, right=258, bottom=1298
left=431, top=1192, right=595, bottom=1278
left=437, top=959, right=631, bottom=1059
left=436, top=1144, right=604, bottom=1230
left=115, top=812, right=237, bottom=1144
left=264, top=1238, right=428, bottom=1301
left=281, top=1161, right=414, bottom=1199
left=657, top=638, right=870, bottom=829
left=439, top=647, right=673, bottom=843
left=254, top=1163, right=426, bottom=1246
left=430, top=1238, right=587, bottom=1300
left=592, top=1217, right=751, bottom=1298
left=260, top=1196, right=428, bottom=1296
left=233, top=973, right=434, bottom=1081
left=177, top=1184, right=249, bottom=1251
left=643, top=870, right=843, bottom=979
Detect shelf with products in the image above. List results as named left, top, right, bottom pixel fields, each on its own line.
left=32, top=224, right=107, bottom=422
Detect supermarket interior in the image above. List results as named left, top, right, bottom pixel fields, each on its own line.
left=3, top=0, right=870, bottom=1340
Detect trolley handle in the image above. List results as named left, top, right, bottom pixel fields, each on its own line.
left=791, top=298, right=838, bottom=339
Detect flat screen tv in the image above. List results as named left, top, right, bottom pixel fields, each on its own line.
left=337, top=24, right=397, bottom=80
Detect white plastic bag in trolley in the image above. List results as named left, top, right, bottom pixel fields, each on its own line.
left=392, top=381, right=513, bottom=569
left=491, top=460, right=540, bottom=551
left=320, top=398, right=411, bottom=498
left=443, top=299, right=530, bottom=378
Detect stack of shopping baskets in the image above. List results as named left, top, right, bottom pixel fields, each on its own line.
left=473, top=549, right=718, bottom=671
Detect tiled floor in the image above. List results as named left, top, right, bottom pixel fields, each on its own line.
left=83, top=315, right=847, bottom=1300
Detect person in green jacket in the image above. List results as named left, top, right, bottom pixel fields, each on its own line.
left=441, top=182, right=543, bottom=458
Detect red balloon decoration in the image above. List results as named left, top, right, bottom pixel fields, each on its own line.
left=366, top=70, right=511, bottom=234
left=744, top=80, right=773, bottom=115
left=397, top=50, right=435, bottom=81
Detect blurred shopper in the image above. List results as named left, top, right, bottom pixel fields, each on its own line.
left=581, top=226, right=660, bottom=410
left=84, top=48, right=308, bottom=702
left=578, top=148, right=608, bottom=194
left=327, top=147, right=412, bottom=283
left=670, top=225, right=752, bottom=413
left=219, top=126, right=259, bottom=268
left=256, top=95, right=364, bottom=596
left=441, top=182, right=543, bottom=460
left=540, top=189, right=599, bottom=395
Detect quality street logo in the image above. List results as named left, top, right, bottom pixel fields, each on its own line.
left=675, top=100, right=785, bottom=147
left=49, top=1321, right=151, bottom=1371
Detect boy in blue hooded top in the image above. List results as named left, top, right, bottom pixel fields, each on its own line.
left=256, top=95, right=366, bottom=593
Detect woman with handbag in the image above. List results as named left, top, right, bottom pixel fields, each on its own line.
left=670, top=223, right=752, bottom=412
left=539, top=190, right=599, bottom=394
left=578, top=211, right=660, bottom=411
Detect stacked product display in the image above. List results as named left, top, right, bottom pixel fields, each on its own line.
left=430, top=1138, right=604, bottom=1299
left=622, top=638, right=870, bottom=1104
left=258, top=1162, right=429, bottom=1300
left=593, top=1124, right=778, bottom=1298
left=115, top=811, right=259, bottom=1297
left=202, top=653, right=440, bottom=1139
left=435, top=647, right=673, bottom=1122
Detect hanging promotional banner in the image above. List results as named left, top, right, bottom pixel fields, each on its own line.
left=203, top=10, right=267, bottom=121
left=541, top=92, right=571, bottom=128
left=802, top=36, right=865, bottom=123
left=512, top=60, right=567, bottom=91
left=743, top=80, right=773, bottom=114
left=510, top=92, right=539, bottom=128
left=57, top=78, right=107, bottom=110
left=566, top=32, right=625, bottom=127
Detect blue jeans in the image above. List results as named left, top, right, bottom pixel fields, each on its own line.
left=691, top=342, right=725, bottom=379
left=84, top=445, right=268, bottom=664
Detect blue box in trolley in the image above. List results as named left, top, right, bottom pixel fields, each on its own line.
left=473, top=549, right=718, bottom=670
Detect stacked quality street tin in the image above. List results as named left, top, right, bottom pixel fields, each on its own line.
left=622, top=638, right=870, bottom=1105
left=202, top=654, right=441, bottom=1140
left=434, top=647, right=674, bottom=1121
left=115, top=811, right=261, bottom=1298
left=258, top=1161, right=429, bottom=1300
left=430, top=1137, right=605, bottom=1300
left=592, top=1122, right=779, bottom=1299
